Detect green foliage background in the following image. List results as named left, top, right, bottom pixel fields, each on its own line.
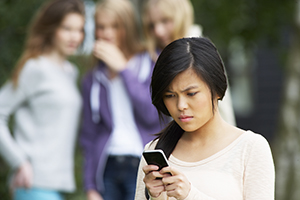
left=0, top=0, right=296, bottom=199
left=0, top=1, right=90, bottom=199
left=0, top=0, right=43, bottom=198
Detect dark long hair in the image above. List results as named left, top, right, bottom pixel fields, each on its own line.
left=151, top=37, right=228, bottom=158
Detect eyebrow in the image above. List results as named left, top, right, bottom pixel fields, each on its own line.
left=166, top=85, right=199, bottom=93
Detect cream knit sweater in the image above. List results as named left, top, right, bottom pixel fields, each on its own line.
left=135, top=131, right=275, bottom=200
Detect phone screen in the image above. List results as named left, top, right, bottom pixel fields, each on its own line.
left=143, top=150, right=169, bottom=170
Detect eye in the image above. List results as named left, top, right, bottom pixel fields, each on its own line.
left=96, top=25, right=104, bottom=30
left=187, top=92, right=197, bottom=96
left=61, top=25, right=71, bottom=31
left=113, top=23, right=119, bottom=29
left=161, top=18, right=170, bottom=24
left=149, top=23, right=154, bottom=30
left=164, top=94, right=175, bottom=98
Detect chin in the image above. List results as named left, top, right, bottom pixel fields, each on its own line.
left=177, top=123, right=197, bottom=133
left=65, top=49, right=77, bottom=56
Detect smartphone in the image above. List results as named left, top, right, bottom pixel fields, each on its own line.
left=142, top=149, right=169, bottom=170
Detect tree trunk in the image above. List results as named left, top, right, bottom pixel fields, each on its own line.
left=274, top=2, right=300, bottom=198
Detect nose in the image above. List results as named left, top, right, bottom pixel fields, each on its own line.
left=70, top=29, right=84, bottom=43
left=97, top=28, right=115, bottom=42
left=153, top=23, right=166, bottom=38
left=103, top=27, right=113, bottom=37
left=177, top=96, right=188, bottom=111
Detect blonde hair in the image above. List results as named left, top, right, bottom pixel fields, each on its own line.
left=11, top=0, right=85, bottom=87
left=142, top=0, right=194, bottom=59
left=95, top=0, right=144, bottom=58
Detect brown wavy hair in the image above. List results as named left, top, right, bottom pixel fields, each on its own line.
left=11, top=0, right=85, bottom=87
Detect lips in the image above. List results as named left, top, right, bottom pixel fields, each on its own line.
left=179, top=115, right=193, bottom=122
left=67, top=43, right=78, bottom=49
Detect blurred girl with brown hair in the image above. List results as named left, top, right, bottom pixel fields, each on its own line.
left=0, top=0, right=85, bottom=199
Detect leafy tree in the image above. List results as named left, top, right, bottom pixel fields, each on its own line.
left=191, top=0, right=294, bottom=52
left=0, top=0, right=44, bottom=85
left=272, top=1, right=300, bottom=199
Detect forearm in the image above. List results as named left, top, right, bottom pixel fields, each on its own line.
left=0, top=125, right=27, bottom=169
left=0, top=83, right=28, bottom=169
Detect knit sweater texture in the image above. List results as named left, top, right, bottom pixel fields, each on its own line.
left=0, top=56, right=82, bottom=192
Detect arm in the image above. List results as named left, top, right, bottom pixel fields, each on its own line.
left=0, top=82, right=28, bottom=169
left=0, top=61, right=41, bottom=187
left=135, top=143, right=215, bottom=200
left=135, top=155, right=168, bottom=200
left=79, top=76, right=98, bottom=191
left=10, top=161, right=33, bottom=189
left=135, top=157, right=152, bottom=200
left=243, top=135, right=275, bottom=200
left=139, top=164, right=217, bottom=200
left=87, top=189, right=104, bottom=200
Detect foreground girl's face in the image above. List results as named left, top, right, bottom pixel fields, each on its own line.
left=163, top=68, right=215, bottom=133
left=53, top=13, right=84, bottom=57
left=95, top=10, right=122, bottom=47
left=148, top=4, right=174, bottom=49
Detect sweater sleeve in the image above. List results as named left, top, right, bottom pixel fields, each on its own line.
left=0, top=61, right=42, bottom=169
left=79, top=74, right=98, bottom=191
left=243, top=135, right=275, bottom=200
left=135, top=157, right=167, bottom=200
left=135, top=142, right=160, bottom=200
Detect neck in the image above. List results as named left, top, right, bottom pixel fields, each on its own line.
left=182, top=111, right=228, bottom=146
left=108, top=69, right=118, bottom=79
left=44, top=50, right=66, bottom=66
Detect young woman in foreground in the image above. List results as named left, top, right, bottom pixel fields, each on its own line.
left=135, top=37, right=275, bottom=200
left=0, top=0, right=84, bottom=199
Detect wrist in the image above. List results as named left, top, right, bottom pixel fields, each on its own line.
left=149, top=192, right=165, bottom=200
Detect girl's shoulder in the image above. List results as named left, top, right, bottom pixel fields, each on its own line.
left=20, top=56, right=46, bottom=79
left=236, top=130, right=272, bottom=155
left=64, top=60, right=79, bottom=77
left=242, top=130, right=270, bottom=144
left=144, top=139, right=159, bottom=151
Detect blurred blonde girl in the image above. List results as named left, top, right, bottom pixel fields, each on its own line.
left=142, top=0, right=236, bottom=125
left=80, top=0, right=163, bottom=200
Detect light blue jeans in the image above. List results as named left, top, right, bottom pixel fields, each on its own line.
left=14, top=188, right=64, bottom=200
